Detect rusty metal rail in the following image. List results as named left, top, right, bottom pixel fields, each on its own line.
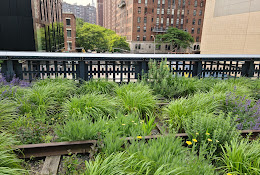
left=14, top=130, right=259, bottom=158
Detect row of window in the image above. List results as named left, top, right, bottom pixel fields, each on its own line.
left=137, top=16, right=202, bottom=26
left=136, top=35, right=200, bottom=42
left=135, top=43, right=200, bottom=51
left=136, top=25, right=201, bottom=34
left=137, top=0, right=204, bottom=7
left=138, top=7, right=203, bottom=17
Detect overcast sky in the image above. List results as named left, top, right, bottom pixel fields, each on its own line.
left=63, top=0, right=95, bottom=6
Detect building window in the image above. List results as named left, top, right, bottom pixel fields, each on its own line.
left=193, top=10, right=196, bottom=16
left=135, top=44, right=138, bottom=49
left=181, top=19, right=183, bottom=24
left=138, top=0, right=141, bottom=3
left=156, top=44, right=161, bottom=50
left=196, top=36, right=199, bottom=42
left=194, top=0, right=197, bottom=7
left=177, top=9, right=180, bottom=15
left=157, top=8, right=160, bottom=14
left=161, top=9, right=164, bottom=15
left=200, top=1, right=203, bottom=7
left=67, top=42, right=72, bottom=51
left=176, top=19, right=179, bottom=25
left=144, top=17, right=147, bottom=23
left=181, top=9, right=185, bottom=15
left=166, top=18, right=169, bottom=26
left=138, top=7, right=141, bottom=13
left=137, top=17, right=141, bottom=23
left=198, top=19, right=201, bottom=25
left=137, top=26, right=140, bottom=32
left=144, top=26, right=146, bottom=32
left=186, top=19, right=188, bottom=23
left=192, top=19, right=195, bottom=25
left=152, top=8, right=154, bottom=13
left=197, top=28, right=200, bottom=34
left=191, top=27, right=194, bottom=34
left=66, top=19, right=71, bottom=26
left=171, top=18, right=174, bottom=24
left=156, top=17, right=159, bottom=25
left=137, top=35, right=140, bottom=41
left=172, top=9, right=175, bottom=15
left=167, top=8, right=170, bottom=14
left=145, top=0, right=148, bottom=5
left=67, top=29, right=72, bottom=37
left=162, top=0, right=165, bottom=4
left=145, top=7, right=147, bottom=14
left=158, top=0, right=160, bottom=4
left=143, top=36, right=146, bottom=41
left=161, top=17, right=164, bottom=24
left=152, top=17, right=154, bottom=22
left=138, top=44, right=141, bottom=49
left=199, top=10, right=202, bottom=16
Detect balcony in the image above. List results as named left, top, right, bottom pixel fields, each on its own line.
left=118, top=1, right=126, bottom=8
left=152, top=27, right=167, bottom=33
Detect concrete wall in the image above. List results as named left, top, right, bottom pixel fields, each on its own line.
left=201, top=0, right=260, bottom=54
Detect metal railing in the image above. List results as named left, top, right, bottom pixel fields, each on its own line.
left=0, top=51, right=260, bottom=82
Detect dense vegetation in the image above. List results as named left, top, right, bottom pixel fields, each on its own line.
left=76, top=18, right=130, bottom=52
left=0, top=60, right=259, bottom=174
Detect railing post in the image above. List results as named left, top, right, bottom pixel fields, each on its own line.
left=79, top=60, right=85, bottom=81
left=192, top=60, right=202, bottom=78
left=242, top=60, right=255, bottom=77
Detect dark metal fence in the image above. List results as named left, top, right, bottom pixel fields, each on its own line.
left=0, top=52, right=260, bottom=82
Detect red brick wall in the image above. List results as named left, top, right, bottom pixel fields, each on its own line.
left=63, top=13, right=76, bottom=52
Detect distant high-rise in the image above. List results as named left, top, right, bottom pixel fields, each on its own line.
left=62, top=2, right=96, bottom=24
left=96, top=0, right=104, bottom=26
left=104, top=0, right=206, bottom=54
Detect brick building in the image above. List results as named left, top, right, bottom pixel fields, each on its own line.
left=97, top=0, right=104, bottom=26
left=63, top=13, right=76, bottom=52
left=62, top=2, right=96, bottom=24
left=104, top=0, right=206, bottom=54
left=0, top=0, right=63, bottom=52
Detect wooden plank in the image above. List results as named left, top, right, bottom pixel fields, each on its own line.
left=41, top=155, right=61, bottom=175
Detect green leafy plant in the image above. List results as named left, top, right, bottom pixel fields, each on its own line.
left=184, top=112, right=239, bottom=158
left=163, top=91, right=226, bottom=132
left=0, top=98, right=17, bottom=129
left=116, top=82, right=157, bottom=116
left=61, top=153, right=84, bottom=175
left=78, top=79, right=118, bottom=95
left=0, top=132, right=27, bottom=175
left=63, top=93, right=119, bottom=118
left=218, top=138, right=260, bottom=175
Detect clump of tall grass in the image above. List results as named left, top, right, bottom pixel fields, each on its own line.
left=0, top=98, right=17, bottom=129
left=163, top=91, right=226, bottom=132
left=63, top=93, right=119, bottom=118
left=86, top=135, right=217, bottom=175
left=78, top=79, right=118, bottom=95
left=0, top=132, right=27, bottom=175
left=184, top=112, right=239, bottom=158
left=218, top=138, right=260, bottom=175
left=116, top=83, right=157, bottom=116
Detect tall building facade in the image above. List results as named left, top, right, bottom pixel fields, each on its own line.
left=62, top=2, right=96, bottom=24
left=97, top=0, right=104, bottom=26
left=104, top=0, right=206, bottom=53
left=0, top=0, right=64, bottom=52
left=63, top=13, right=76, bottom=52
left=201, top=0, right=260, bottom=54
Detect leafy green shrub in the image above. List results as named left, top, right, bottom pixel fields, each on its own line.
left=218, top=138, right=260, bottom=175
left=63, top=93, right=118, bottom=118
left=116, top=83, right=156, bottom=116
left=78, top=79, right=118, bottom=95
left=163, top=91, right=226, bottom=132
left=184, top=112, right=239, bottom=158
left=143, top=60, right=219, bottom=98
left=0, top=132, right=27, bottom=175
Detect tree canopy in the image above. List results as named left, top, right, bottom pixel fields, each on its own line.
left=156, top=27, right=194, bottom=52
left=76, top=18, right=130, bottom=52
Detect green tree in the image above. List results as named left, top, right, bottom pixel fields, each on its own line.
left=76, top=18, right=129, bottom=52
left=156, top=27, right=194, bottom=52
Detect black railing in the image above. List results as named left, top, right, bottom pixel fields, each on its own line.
left=0, top=52, right=260, bottom=82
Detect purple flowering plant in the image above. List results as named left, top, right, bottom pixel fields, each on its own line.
left=226, top=88, right=260, bottom=130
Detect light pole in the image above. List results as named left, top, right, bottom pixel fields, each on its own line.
left=151, top=35, right=155, bottom=54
